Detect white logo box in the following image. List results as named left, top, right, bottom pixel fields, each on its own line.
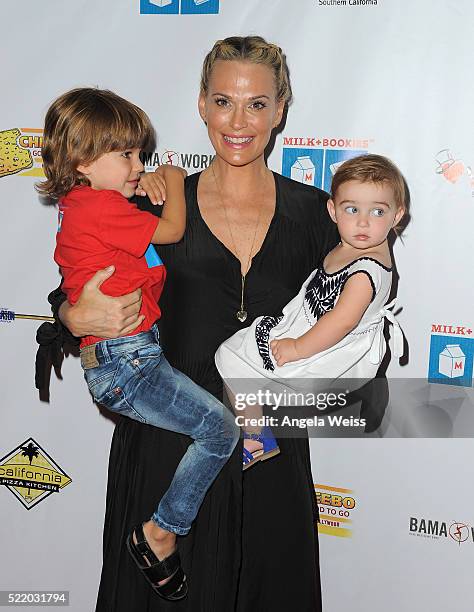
left=291, top=156, right=315, bottom=186
left=438, top=344, right=466, bottom=378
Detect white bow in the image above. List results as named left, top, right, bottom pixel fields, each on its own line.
left=369, top=299, right=404, bottom=365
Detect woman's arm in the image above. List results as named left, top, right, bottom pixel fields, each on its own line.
left=270, top=273, right=373, bottom=367
left=58, top=266, right=144, bottom=339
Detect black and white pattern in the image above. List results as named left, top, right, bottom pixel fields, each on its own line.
left=303, top=267, right=349, bottom=322
left=255, top=315, right=283, bottom=371
left=255, top=267, right=349, bottom=370
left=216, top=257, right=394, bottom=388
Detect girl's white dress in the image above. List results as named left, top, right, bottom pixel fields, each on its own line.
left=215, top=257, right=403, bottom=397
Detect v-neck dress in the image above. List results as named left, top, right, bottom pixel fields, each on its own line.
left=89, top=171, right=340, bottom=612
left=215, top=257, right=401, bottom=398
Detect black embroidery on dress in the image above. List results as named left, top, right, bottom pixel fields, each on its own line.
left=255, top=262, right=378, bottom=371
left=304, top=268, right=349, bottom=320
left=255, top=315, right=283, bottom=371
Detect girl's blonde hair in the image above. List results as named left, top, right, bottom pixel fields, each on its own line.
left=200, top=36, right=292, bottom=104
left=38, top=87, right=154, bottom=199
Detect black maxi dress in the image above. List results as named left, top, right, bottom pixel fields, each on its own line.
left=50, top=171, right=339, bottom=612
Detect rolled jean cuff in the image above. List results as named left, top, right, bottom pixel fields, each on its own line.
left=151, top=513, right=191, bottom=536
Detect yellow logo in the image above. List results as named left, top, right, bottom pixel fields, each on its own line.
left=0, top=128, right=44, bottom=178
left=315, top=483, right=357, bottom=538
left=0, top=438, right=71, bottom=509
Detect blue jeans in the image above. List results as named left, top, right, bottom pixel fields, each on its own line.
left=81, top=324, right=239, bottom=535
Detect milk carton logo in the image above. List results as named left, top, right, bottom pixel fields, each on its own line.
left=323, top=149, right=365, bottom=192
left=282, top=148, right=324, bottom=189
left=282, top=141, right=366, bottom=191
left=329, top=160, right=345, bottom=176
left=181, top=0, right=219, bottom=13
left=140, top=0, right=219, bottom=14
left=291, top=156, right=316, bottom=186
left=428, top=327, right=474, bottom=387
left=438, top=345, right=465, bottom=378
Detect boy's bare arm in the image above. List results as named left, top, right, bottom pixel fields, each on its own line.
left=151, top=166, right=186, bottom=244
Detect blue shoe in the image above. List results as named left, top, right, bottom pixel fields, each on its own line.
left=242, top=426, right=280, bottom=471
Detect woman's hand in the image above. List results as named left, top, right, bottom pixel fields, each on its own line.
left=58, top=266, right=144, bottom=338
left=270, top=338, right=300, bottom=367
left=136, top=166, right=187, bottom=206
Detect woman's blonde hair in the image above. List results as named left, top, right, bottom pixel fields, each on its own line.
left=200, top=36, right=292, bottom=104
left=37, top=87, right=154, bottom=199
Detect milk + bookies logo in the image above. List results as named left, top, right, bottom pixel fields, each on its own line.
left=281, top=135, right=371, bottom=192
left=428, top=323, right=474, bottom=388
left=140, top=0, right=219, bottom=15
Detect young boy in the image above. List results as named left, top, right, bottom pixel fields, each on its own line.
left=39, top=88, right=239, bottom=601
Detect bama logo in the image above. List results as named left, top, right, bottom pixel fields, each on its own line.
left=0, top=128, right=44, bottom=179
left=428, top=324, right=474, bottom=387
left=409, top=517, right=474, bottom=546
left=281, top=136, right=371, bottom=191
left=140, top=0, right=219, bottom=15
left=142, top=149, right=215, bottom=172
left=0, top=438, right=71, bottom=510
left=315, top=484, right=356, bottom=538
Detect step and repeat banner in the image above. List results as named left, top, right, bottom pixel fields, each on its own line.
left=1, top=1, right=473, bottom=610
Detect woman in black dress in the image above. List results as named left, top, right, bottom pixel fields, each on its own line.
left=50, top=36, right=339, bottom=611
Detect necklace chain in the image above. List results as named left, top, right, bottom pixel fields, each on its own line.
left=211, top=163, right=264, bottom=322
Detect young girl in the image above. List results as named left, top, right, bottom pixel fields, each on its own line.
left=38, top=88, right=239, bottom=601
left=215, top=154, right=406, bottom=468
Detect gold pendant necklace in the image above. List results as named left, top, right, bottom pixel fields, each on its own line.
left=211, top=164, right=264, bottom=323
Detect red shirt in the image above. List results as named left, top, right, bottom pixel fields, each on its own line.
left=55, top=186, right=164, bottom=348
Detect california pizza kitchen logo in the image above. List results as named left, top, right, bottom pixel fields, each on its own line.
left=142, top=149, right=215, bottom=172
left=0, top=438, right=71, bottom=509
left=409, top=516, right=474, bottom=546
left=315, top=484, right=357, bottom=538
left=281, top=135, right=373, bottom=192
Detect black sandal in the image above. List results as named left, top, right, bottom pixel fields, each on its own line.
left=126, top=524, right=188, bottom=601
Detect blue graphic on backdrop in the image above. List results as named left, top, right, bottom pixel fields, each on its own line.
left=144, top=245, right=163, bottom=268
left=140, top=0, right=219, bottom=14
left=282, top=148, right=366, bottom=191
left=428, top=334, right=474, bottom=387
left=323, top=149, right=366, bottom=192
left=57, top=210, right=63, bottom=233
left=181, top=0, right=219, bottom=14
left=140, top=0, right=179, bottom=14
left=282, top=148, right=324, bottom=189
